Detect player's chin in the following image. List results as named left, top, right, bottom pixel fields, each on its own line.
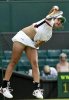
left=54, top=24, right=63, bottom=29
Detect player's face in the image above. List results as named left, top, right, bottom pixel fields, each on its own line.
left=54, top=18, right=62, bottom=28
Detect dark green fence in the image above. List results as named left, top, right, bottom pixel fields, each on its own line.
left=0, top=1, right=68, bottom=32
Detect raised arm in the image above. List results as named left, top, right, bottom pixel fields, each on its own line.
left=46, top=5, right=60, bottom=19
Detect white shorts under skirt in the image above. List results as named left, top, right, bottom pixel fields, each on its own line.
left=12, top=30, right=38, bottom=49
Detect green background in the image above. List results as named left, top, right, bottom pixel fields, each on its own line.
left=0, top=0, right=68, bottom=32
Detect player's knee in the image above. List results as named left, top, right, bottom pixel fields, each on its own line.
left=31, top=59, right=38, bottom=67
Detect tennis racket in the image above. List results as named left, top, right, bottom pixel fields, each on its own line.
left=46, top=11, right=63, bottom=19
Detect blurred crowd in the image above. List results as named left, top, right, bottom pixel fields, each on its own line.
left=28, top=52, right=69, bottom=80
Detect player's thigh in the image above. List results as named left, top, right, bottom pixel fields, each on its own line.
left=25, top=47, right=38, bottom=64
left=11, top=41, right=25, bottom=62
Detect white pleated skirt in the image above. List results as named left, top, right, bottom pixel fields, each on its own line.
left=12, top=30, right=38, bottom=49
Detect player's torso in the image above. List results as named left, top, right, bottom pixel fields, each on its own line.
left=22, top=24, right=36, bottom=40
left=22, top=18, right=54, bottom=41
left=34, top=22, right=52, bottom=41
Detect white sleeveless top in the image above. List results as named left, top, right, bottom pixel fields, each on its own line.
left=33, top=18, right=54, bottom=42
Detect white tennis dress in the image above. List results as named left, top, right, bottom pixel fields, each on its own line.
left=12, top=18, right=54, bottom=49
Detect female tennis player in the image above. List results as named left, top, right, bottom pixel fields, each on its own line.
left=0, top=5, right=66, bottom=99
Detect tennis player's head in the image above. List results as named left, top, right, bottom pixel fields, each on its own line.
left=54, top=15, right=66, bottom=28
left=47, top=5, right=66, bottom=28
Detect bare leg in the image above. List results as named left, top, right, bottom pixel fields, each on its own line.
left=25, top=47, right=43, bottom=99
left=25, top=47, right=40, bottom=82
left=4, top=41, right=25, bottom=81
